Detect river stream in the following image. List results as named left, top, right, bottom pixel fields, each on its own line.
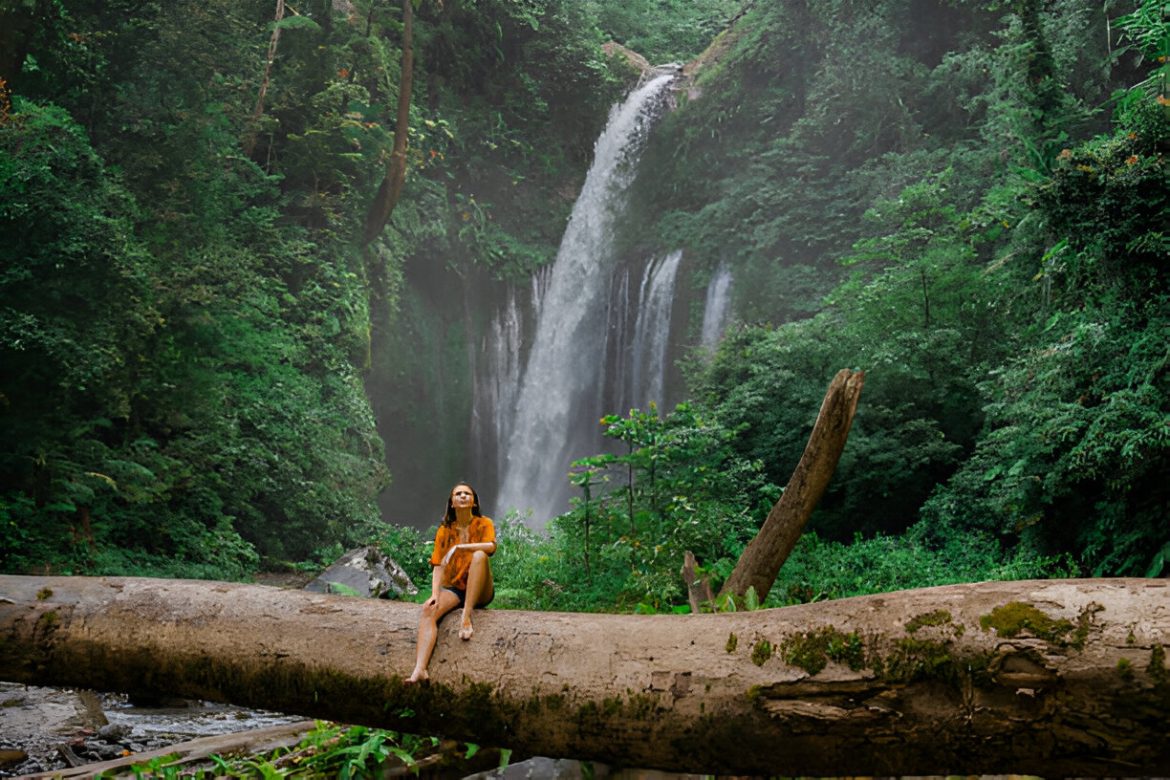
left=0, top=683, right=304, bottom=777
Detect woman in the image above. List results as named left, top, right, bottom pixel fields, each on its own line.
left=406, top=483, right=496, bottom=683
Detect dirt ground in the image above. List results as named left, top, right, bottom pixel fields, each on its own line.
left=251, top=570, right=317, bottom=589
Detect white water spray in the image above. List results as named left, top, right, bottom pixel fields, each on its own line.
left=700, top=264, right=734, bottom=350
left=628, top=249, right=683, bottom=409
left=495, top=74, right=676, bottom=526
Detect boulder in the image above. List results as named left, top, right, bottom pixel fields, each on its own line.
left=602, top=41, right=651, bottom=76
left=303, top=546, right=417, bottom=599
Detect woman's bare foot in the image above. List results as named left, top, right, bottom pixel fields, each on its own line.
left=405, top=669, right=429, bottom=684
left=459, top=617, right=474, bottom=641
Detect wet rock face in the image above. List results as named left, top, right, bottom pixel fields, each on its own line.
left=303, top=546, right=418, bottom=599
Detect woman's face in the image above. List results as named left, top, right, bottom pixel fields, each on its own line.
left=450, top=484, right=475, bottom=511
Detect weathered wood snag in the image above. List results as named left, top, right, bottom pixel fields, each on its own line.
left=47, top=722, right=317, bottom=779
left=720, top=368, right=865, bottom=601
left=681, top=550, right=714, bottom=613
left=3, top=575, right=1169, bottom=776
left=242, top=0, right=286, bottom=156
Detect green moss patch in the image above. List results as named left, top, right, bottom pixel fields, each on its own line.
left=1071, top=603, right=1103, bottom=649
left=751, top=639, right=773, bottom=667
left=904, top=610, right=953, bottom=634
left=779, top=627, right=865, bottom=675
left=1149, top=643, right=1167, bottom=685
left=979, top=602, right=1076, bottom=644
left=879, top=637, right=973, bottom=684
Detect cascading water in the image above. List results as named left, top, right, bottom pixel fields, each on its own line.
left=700, top=263, right=734, bottom=350
left=471, top=285, right=522, bottom=490
left=627, top=249, right=683, bottom=409
left=472, top=265, right=553, bottom=497
left=494, top=73, right=676, bottom=526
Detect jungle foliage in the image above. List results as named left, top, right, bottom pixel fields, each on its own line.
left=0, top=0, right=635, bottom=576
left=613, top=0, right=1170, bottom=590
left=1, top=0, right=1166, bottom=610
left=395, top=0, right=1167, bottom=613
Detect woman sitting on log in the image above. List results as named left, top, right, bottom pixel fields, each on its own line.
left=406, top=482, right=496, bottom=684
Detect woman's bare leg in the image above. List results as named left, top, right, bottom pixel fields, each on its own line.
left=459, top=551, right=494, bottom=641
left=407, top=589, right=461, bottom=683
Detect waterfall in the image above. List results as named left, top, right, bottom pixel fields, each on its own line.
left=627, top=249, right=683, bottom=409
left=700, top=264, right=734, bottom=350
left=495, top=73, right=676, bottom=526
left=471, top=286, right=522, bottom=490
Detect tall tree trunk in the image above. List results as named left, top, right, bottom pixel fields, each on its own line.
left=359, top=0, right=414, bottom=376
left=3, top=575, right=1170, bottom=776
left=243, top=0, right=286, bottom=157
left=720, top=368, right=864, bottom=602
left=362, top=0, right=414, bottom=246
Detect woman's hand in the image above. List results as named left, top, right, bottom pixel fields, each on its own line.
left=441, top=545, right=461, bottom=566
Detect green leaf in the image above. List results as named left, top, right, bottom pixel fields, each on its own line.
left=388, top=746, right=415, bottom=766
left=1146, top=543, right=1170, bottom=578
left=273, top=16, right=321, bottom=32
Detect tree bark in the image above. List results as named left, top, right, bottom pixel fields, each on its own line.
left=3, top=575, right=1169, bottom=776
left=362, top=0, right=414, bottom=246
left=681, top=550, right=713, bottom=613
left=720, top=368, right=865, bottom=601
left=243, top=0, right=286, bottom=157
left=359, top=0, right=414, bottom=378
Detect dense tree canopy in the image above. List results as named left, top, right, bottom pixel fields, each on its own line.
left=1, top=0, right=1166, bottom=606
left=0, top=0, right=631, bottom=574
left=619, top=0, right=1170, bottom=586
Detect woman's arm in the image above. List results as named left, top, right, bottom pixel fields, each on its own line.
left=440, top=541, right=496, bottom=565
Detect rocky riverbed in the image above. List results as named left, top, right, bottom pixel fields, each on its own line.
left=0, top=563, right=390, bottom=777
left=0, top=684, right=703, bottom=779
left=0, top=682, right=303, bottom=777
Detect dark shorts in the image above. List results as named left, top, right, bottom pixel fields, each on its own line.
left=443, top=586, right=493, bottom=608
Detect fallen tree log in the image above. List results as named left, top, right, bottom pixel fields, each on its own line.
left=2, top=575, right=1169, bottom=776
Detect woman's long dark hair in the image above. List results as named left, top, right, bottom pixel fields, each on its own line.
left=443, top=483, right=483, bottom=527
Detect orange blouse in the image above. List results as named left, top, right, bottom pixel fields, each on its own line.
left=430, top=515, right=496, bottom=590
